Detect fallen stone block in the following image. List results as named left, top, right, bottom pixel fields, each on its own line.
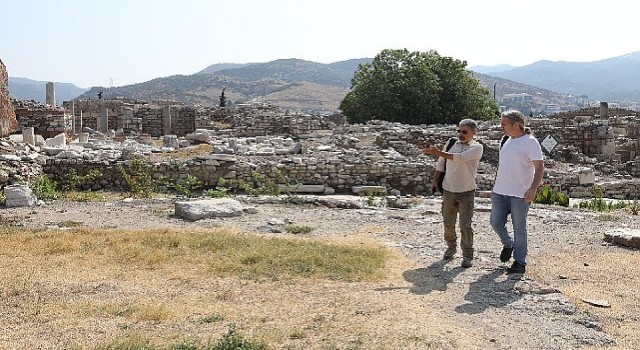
left=4, top=184, right=38, bottom=207
left=604, top=229, right=640, bottom=249
left=175, top=198, right=244, bottom=221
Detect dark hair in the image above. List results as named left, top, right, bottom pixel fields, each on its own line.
left=501, top=110, right=532, bottom=134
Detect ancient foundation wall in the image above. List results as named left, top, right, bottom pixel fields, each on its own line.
left=42, top=156, right=433, bottom=195
left=14, top=108, right=72, bottom=138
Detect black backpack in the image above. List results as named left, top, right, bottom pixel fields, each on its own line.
left=433, top=138, right=457, bottom=193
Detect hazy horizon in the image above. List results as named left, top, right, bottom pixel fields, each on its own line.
left=2, top=0, right=638, bottom=88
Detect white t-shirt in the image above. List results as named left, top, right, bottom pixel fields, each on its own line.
left=493, top=134, right=544, bottom=198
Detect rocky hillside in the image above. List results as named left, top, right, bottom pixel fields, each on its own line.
left=73, top=58, right=574, bottom=115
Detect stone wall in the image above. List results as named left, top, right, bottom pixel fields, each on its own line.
left=0, top=59, right=18, bottom=137
left=14, top=107, right=72, bottom=139
left=43, top=154, right=433, bottom=196
left=19, top=103, right=640, bottom=200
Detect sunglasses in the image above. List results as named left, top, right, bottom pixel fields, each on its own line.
left=456, top=129, right=471, bottom=135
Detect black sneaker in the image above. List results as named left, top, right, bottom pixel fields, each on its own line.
left=506, top=261, right=526, bottom=274
left=499, top=246, right=513, bottom=263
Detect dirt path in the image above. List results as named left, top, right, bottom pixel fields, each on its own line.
left=2, top=195, right=635, bottom=349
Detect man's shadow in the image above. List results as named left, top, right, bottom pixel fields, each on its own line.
left=454, top=268, right=522, bottom=314
left=402, top=259, right=464, bottom=294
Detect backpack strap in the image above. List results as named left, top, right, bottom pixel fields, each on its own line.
left=442, top=137, right=457, bottom=172
left=445, top=137, right=457, bottom=151
left=500, top=135, right=509, bottom=149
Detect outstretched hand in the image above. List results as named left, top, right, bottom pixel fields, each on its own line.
left=422, top=147, right=439, bottom=156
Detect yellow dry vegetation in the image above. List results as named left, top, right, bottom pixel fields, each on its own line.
left=531, top=250, right=640, bottom=350
left=0, top=227, right=485, bottom=349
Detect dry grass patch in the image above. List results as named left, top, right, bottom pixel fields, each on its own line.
left=59, top=190, right=126, bottom=202
left=0, top=226, right=485, bottom=349
left=151, top=144, right=213, bottom=161
left=531, top=249, right=640, bottom=350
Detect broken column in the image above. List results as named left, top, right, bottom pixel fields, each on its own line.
left=162, top=106, right=172, bottom=135
left=79, top=132, right=89, bottom=143
left=98, top=108, right=109, bottom=133
left=22, top=127, right=35, bottom=146
left=46, top=82, right=55, bottom=106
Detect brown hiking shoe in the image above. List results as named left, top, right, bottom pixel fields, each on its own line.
left=443, top=247, right=456, bottom=260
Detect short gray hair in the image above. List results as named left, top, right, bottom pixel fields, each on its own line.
left=459, top=118, right=478, bottom=130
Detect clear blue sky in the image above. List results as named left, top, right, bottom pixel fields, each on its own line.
left=1, top=0, right=637, bottom=88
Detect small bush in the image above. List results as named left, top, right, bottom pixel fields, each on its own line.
left=284, top=225, right=313, bottom=235
left=119, top=156, right=155, bottom=198
left=174, top=174, right=202, bottom=197
left=212, top=325, right=267, bottom=350
left=534, top=185, right=569, bottom=207
left=30, top=174, right=58, bottom=200
left=200, top=313, right=224, bottom=323
left=63, top=169, right=103, bottom=191
left=205, top=178, right=231, bottom=198
left=240, top=171, right=280, bottom=196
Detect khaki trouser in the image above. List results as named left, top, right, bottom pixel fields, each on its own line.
left=441, top=189, right=476, bottom=258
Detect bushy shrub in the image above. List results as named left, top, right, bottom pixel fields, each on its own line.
left=30, top=174, right=58, bottom=200
left=534, top=185, right=569, bottom=207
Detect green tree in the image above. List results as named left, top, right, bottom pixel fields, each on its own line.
left=219, top=87, right=227, bottom=107
left=340, top=49, right=497, bottom=125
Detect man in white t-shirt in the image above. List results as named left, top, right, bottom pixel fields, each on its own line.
left=491, top=110, right=544, bottom=274
left=423, top=119, right=484, bottom=268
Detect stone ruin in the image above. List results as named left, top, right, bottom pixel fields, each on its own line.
left=0, top=59, right=18, bottom=137
left=4, top=73, right=640, bottom=199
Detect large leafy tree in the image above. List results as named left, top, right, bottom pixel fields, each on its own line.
left=340, top=49, right=497, bottom=125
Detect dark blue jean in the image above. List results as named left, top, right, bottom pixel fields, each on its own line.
left=490, top=192, right=530, bottom=265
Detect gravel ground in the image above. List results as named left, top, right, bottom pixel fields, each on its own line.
left=2, top=194, right=635, bottom=349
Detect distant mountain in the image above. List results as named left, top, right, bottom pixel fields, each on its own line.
left=487, top=52, right=640, bottom=101
left=8, top=77, right=87, bottom=106
left=197, top=63, right=254, bottom=74
left=61, top=52, right=640, bottom=114
left=74, top=58, right=375, bottom=114
left=469, top=64, right=518, bottom=74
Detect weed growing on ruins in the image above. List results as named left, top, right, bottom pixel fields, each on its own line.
left=273, top=167, right=304, bottom=203
left=174, top=174, right=203, bottom=197
left=358, top=190, right=390, bottom=207
left=119, top=156, right=155, bottom=198
left=205, top=178, right=231, bottom=198
left=62, top=169, right=103, bottom=191
left=200, top=313, right=224, bottom=323
left=60, top=190, right=118, bottom=202
left=574, top=187, right=634, bottom=212
left=630, top=200, right=640, bottom=215
left=284, top=224, right=314, bottom=235
left=534, top=185, right=569, bottom=207
left=30, top=174, right=58, bottom=200
left=239, top=171, right=280, bottom=196
left=576, top=197, right=631, bottom=212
